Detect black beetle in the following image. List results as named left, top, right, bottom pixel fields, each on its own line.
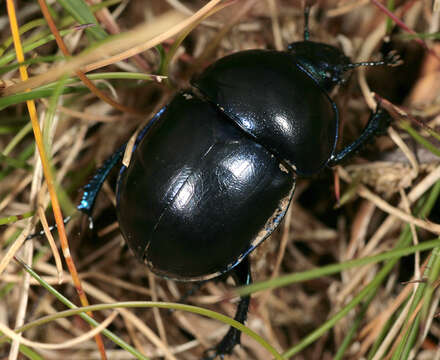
left=78, top=5, right=397, bottom=359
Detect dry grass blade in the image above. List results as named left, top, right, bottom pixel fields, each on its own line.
left=357, top=185, right=440, bottom=234
left=37, top=0, right=141, bottom=115
left=2, top=11, right=183, bottom=95
left=2, top=0, right=226, bottom=95
left=37, top=188, right=63, bottom=283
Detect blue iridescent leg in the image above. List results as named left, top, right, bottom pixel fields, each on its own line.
left=77, top=144, right=126, bottom=223
left=203, top=257, right=252, bottom=360
left=78, top=106, right=166, bottom=223
left=327, top=107, right=392, bottom=166
left=25, top=146, right=125, bottom=238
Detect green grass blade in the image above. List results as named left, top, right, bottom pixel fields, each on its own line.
left=57, top=0, right=108, bottom=40
left=237, top=238, right=440, bottom=297
left=15, top=258, right=284, bottom=360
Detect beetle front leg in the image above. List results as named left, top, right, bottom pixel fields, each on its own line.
left=77, top=144, right=127, bottom=221
left=78, top=107, right=166, bottom=219
left=327, top=106, right=392, bottom=166
left=25, top=143, right=127, bottom=239
left=203, top=257, right=252, bottom=360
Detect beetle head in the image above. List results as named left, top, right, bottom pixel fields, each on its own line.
left=288, top=40, right=351, bottom=92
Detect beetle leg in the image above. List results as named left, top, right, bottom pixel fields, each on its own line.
left=168, top=281, right=206, bottom=317
left=303, top=4, right=311, bottom=41
left=203, top=257, right=252, bottom=360
left=327, top=106, right=392, bottom=166
left=78, top=106, right=166, bottom=221
left=344, top=51, right=403, bottom=71
left=24, top=144, right=128, bottom=237
left=77, top=144, right=127, bottom=222
left=24, top=216, right=72, bottom=241
left=25, top=144, right=127, bottom=238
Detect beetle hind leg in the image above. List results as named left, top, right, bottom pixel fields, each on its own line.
left=203, top=257, right=252, bottom=360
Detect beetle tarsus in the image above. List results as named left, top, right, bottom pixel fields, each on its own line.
left=25, top=216, right=72, bottom=241
left=202, top=258, right=252, bottom=359
left=383, top=50, right=403, bottom=67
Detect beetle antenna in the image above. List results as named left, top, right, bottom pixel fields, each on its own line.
left=303, top=4, right=311, bottom=41
left=344, top=51, right=402, bottom=70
